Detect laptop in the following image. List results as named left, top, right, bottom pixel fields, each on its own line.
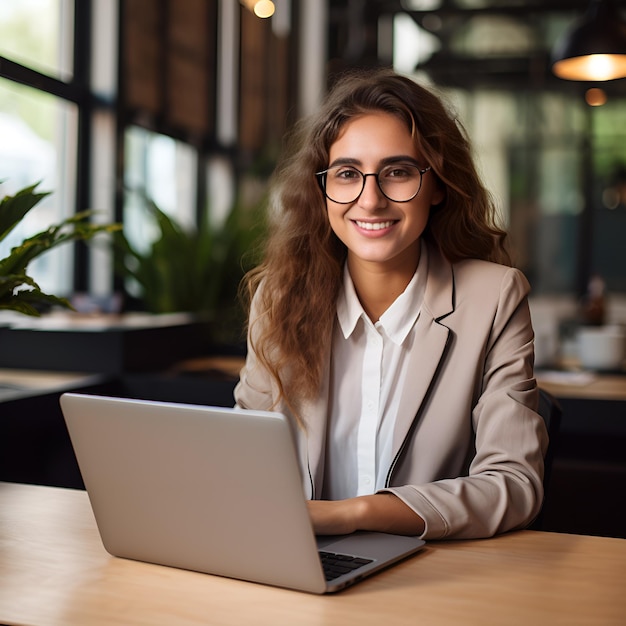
left=59, top=392, right=425, bottom=594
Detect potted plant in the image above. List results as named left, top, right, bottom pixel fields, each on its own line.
left=113, top=191, right=266, bottom=346
left=0, top=181, right=120, bottom=316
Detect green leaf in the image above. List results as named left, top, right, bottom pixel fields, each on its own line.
left=0, top=272, right=72, bottom=317
left=112, top=185, right=266, bottom=341
left=0, top=273, right=38, bottom=299
left=0, top=213, right=121, bottom=275
left=0, top=181, right=121, bottom=316
left=0, top=182, right=50, bottom=244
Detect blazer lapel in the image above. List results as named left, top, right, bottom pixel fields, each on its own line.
left=392, top=243, right=455, bottom=452
left=300, top=243, right=456, bottom=497
left=299, top=343, right=332, bottom=499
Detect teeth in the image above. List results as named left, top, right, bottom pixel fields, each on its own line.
left=355, top=220, right=394, bottom=231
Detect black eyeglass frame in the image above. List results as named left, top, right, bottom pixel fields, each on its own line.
left=315, top=164, right=431, bottom=204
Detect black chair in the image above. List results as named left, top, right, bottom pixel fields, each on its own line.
left=529, top=387, right=562, bottom=530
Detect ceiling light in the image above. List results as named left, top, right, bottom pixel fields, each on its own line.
left=241, top=1, right=275, bottom=19
left=585, top=87, right=607, bottom=106
left=551, top=0, right=626, bottom=81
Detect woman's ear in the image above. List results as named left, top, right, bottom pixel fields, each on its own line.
left=431, top=184, right=446, bottom=207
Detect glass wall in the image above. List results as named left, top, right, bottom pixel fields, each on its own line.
left=0, top=1, right=77, bottom=296
left=458, top=89, right=626, bottom=296
left=590, top=101, right=626, bottom=293
left=392, top=8, right=626, bottom=298
left=0, top=0, right=72, bottom=80
left=123, top=126, right=198, bottom=254
left=1, top=0, right=293, bottom=313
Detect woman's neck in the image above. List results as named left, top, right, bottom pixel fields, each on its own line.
left=347, top=248, right=421, bottom=322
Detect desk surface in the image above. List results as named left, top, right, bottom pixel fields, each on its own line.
left=0, top=368, right=106, bottom=402
left=180, top=357, right=626, bottom=402
left=1, top=483, right=625, bottom=626
left=537, top=370, right=626, bottom=401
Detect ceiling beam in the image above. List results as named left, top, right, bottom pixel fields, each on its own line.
left=372, top=0, right=623, bottom=18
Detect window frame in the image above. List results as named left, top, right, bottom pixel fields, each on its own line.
left=0, top=0, right=103, bottom=294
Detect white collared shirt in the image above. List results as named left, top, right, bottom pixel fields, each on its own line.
left=322, top=246, right=428, bottom=500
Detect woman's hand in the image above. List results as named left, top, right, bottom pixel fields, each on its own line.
left=307, top=499, right=363, bottom=535
left=307, top=493, right=426, bottom=536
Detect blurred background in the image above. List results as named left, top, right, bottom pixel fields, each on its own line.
left=1, top=0, right=626, bottom=346
left=1, top=1, right=626, bottom=537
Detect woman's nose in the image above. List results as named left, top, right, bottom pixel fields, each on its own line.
left=357, top=174, right=386, bottom=209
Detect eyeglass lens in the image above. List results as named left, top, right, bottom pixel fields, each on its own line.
left=320, top=164, right=426, bottom=204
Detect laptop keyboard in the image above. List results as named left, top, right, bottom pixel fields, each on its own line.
left=319, top=550, right=374, bottom=581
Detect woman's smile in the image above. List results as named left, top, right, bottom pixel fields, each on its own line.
left=352, top=219, right=398, bottom=233
left=326, top=111, right=443, bottom=275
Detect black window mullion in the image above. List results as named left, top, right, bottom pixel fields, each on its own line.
left=72, top=0, right=93, bottom=293
left=112, top=0, right=126, bottom=296
left=0, top=55, right=82, bottom=102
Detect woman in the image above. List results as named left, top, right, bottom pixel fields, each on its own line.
left=235, top=69, right=548, bottom=540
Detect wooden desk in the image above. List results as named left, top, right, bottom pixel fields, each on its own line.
left=535, top=371, right=626, bottom=539
left=1, top=483, right=625, bottom=625
left=0, top=369, right=106, bottom=402
left=537, top=370, right=626, bottom=401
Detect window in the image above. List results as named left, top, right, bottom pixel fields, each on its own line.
left=123, top=126, right=198, bottom=254
left=392, top=7, right=626, bottom=297
left=1, top=0, right=297, bottom=313
left=0, top=0, right=72, bottom=80
left=590, top=102, right=626, bottom=292
left=0, top=0, right=77, bottom=296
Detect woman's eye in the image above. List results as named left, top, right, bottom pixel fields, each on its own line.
left=384, top=167, right=410, bottom=179
left=335, top=168, right=360, bottom=181
left=384, top=165, right=423, bottom=183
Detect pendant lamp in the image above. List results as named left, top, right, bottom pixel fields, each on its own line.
left=240, top=0, right=275, bottom=19
left=551, top=0, right=626, bottom=81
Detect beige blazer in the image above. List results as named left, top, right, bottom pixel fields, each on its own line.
left=234, top=242, right=549, bottom=540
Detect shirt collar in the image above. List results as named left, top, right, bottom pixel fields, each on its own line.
left=336, top=245, right=428, bottom=345
left=336, top=264, right=363, bottom=339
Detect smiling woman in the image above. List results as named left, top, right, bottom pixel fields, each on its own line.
left=322, top=111, right=443, bottom=304
left=235, top=68, right=548, bottom=542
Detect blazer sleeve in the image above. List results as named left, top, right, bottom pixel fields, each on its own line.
left=381, top=267, right=549, bottom=540
left=234, top=287, right=278, bottom=413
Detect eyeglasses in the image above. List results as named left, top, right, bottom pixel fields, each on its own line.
left=315, top=163, right=431, bottom=204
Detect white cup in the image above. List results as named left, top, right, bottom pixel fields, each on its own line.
left=577, top=325, right=625, bottom=371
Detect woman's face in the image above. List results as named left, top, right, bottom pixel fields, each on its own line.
left=324, top=111, right=443, bottom=275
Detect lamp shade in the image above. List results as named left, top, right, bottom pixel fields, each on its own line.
left=551, top=0, right=626, bottom=81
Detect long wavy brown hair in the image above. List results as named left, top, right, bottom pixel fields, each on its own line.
left=241, top=68, right=511, bottom=417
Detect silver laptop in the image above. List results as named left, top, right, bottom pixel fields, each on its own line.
left=60, top=392, right=425, bottom=594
